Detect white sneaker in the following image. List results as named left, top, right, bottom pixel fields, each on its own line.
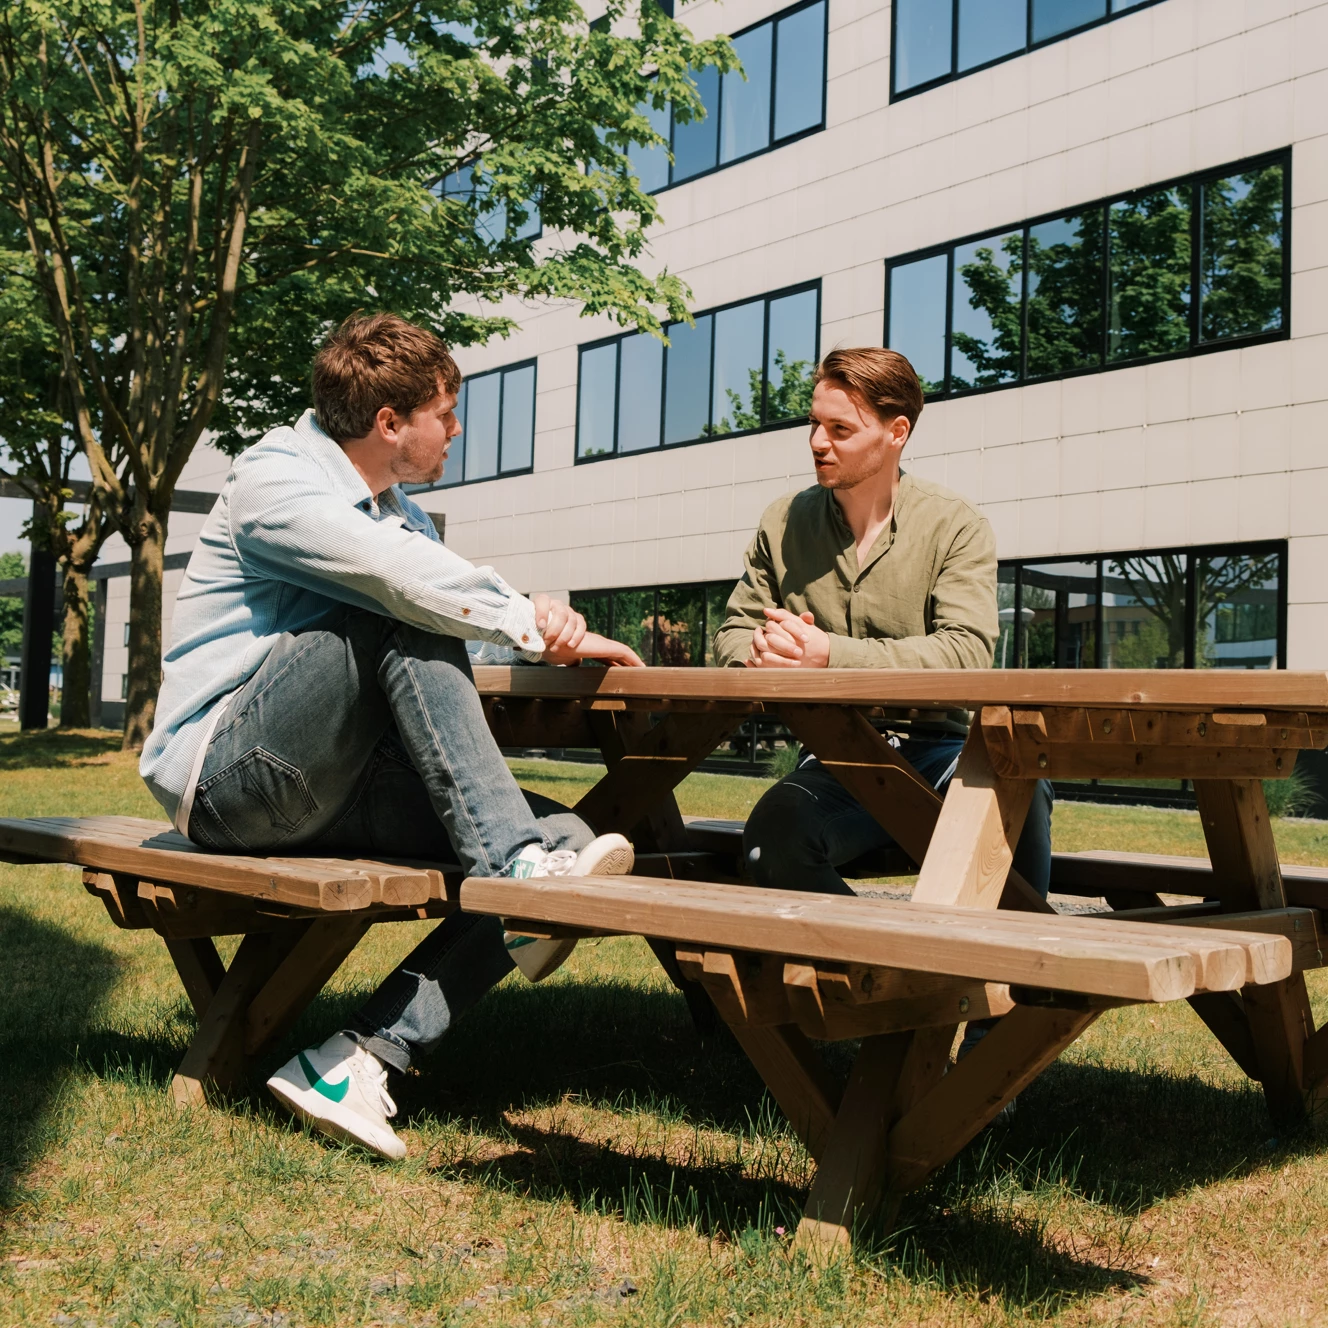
left=266, top=1033, right=407, bottom=1160
left=503, top=833, right=634, bottom=983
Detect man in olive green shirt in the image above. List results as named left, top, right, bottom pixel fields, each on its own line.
left=714, top=347, right=1052, bottom=898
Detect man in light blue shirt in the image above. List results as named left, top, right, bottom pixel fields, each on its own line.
left=142, top=313, right=640, bottom=1159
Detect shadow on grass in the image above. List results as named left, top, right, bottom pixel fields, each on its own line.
left=0, top=905, right=123, bottom=1214
left=0, top=727, right=123, bottom=771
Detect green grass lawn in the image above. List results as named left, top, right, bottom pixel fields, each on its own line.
left=2, top=728, right=1327, bottom=1328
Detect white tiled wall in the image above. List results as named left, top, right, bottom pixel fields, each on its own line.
left=99, top=0, right=1328, bottom=679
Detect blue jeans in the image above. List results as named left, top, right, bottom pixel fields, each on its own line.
left=188, top=608, right=593, bottom=1071
left=743, top=737, right=1054, bottom=898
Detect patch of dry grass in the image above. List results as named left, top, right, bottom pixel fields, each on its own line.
left=1, top=730, right=1327, bottom=1327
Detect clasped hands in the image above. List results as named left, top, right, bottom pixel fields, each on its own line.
left=746, top=606, right=830, bottom=669
left=529, top=593, right=645, bottom=668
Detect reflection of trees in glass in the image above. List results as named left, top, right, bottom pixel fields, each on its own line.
left=951, top=235, right=1023, bottom=388
left=705, top=583, right=731, bottom=664
left=716, top=352, right=813, bottom=433
left=1201, top=164, right=1284, bottom=342
left=1022, top=584, right=1056, bottom=668
left=1026, top=211, right=1104, bottom=377
left=1195, top=553, right=1280, bottom=668
left=570, top=592, right=612, bottom=639
left=612, top=589, right=657, bottom=664
left=1105, top=555, right=1186, bottom=668
left=1109, top=186, right=1191, bottom=362
left=657, top=587, right=705, bottom=665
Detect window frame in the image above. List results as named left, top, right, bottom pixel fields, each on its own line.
left=999, top=540, right=1288, bottom=672
left=641, top=0, right=828, bottom=195
left=575, top=279, right=821, bottom=464
left=438, top=155, right=543, bottom=244
left=890, top=0, right=1171, bottom=102
left=884, top=149, right=1292, bottom=403
left=405, top=357, right=539, bottom=494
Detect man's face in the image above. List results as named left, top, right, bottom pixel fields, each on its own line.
left=390, top=387, right=464, bottom=486
left=808, top=379, right=909, bottom=491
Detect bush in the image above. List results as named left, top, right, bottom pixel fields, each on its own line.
left=1262, top=764, right=1323, bottom=819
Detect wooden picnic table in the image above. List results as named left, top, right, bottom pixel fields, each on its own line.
left=2, top=664, right=1326, bottom=1254
left=470, top=665, right=1328, bottom=1246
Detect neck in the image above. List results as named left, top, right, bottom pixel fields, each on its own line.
left=833, top=460, right=902, bottom=546
left=340, top=438, right=392, bottom=498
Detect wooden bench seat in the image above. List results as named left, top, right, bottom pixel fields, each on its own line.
left=463, top=872, right=1294, bottom=1003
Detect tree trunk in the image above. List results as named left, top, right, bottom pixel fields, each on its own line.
left=58, top=564, right=92, bottom=728
left=122, top=509, right=166, bottom=751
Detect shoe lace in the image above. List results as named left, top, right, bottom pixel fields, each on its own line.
left=541, top=849, right=578, bottom=877
left=355, top=1052, right=398, bottom=1119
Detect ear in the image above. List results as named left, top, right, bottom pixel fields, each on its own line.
left=373, top=405, right=401, bottom=442
left=891, top=413, right=912, bottom=449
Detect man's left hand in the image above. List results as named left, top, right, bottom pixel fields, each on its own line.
left=530, top=593, right=586, bottom=655
left=746, top=608, right=830, bottom=669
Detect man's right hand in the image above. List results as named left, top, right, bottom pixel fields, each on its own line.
left=530, top=592, right=586, bottom=656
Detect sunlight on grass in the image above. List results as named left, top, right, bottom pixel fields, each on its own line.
left=1, top=730, right=1327, bottom=1326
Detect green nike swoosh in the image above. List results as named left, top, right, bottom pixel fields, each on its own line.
left=299, top=1050, right=349, bottom=1103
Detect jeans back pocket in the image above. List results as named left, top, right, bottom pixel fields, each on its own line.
left=193, top=746, right=318, bottom=850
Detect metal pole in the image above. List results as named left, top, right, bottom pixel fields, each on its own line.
left=18, top=503, right=56, bottom=731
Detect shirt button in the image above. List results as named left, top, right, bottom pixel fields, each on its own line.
left=852, top=584, right=861, bottom=594
left=462, top=607, right=471, bottom=616
left=521, top=633, right=530, bottom=644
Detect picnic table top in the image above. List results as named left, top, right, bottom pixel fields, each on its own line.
left=472, top=665, right=1328, bottom=712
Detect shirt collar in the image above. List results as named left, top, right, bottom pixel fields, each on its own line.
left=826, top=470, right=911, bottom=575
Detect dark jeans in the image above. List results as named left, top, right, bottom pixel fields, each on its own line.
left=187, top=608, right=593, bottom=1071
left=743, top=738, right=1054, bottom=898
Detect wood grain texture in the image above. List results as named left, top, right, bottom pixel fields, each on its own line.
left=460, top=873, right=1209, bottom=1002
left=472, top=666, right=1328, bottom=711
left=1194, top=780, right=1287, bottom=911
left=912, top=725, right=1034, bottom=911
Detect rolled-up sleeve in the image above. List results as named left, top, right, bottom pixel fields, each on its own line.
left=228, top=462, right=543, bottom=659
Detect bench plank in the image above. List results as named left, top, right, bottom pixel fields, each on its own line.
left=463, top=873, right=1213, bottom=1002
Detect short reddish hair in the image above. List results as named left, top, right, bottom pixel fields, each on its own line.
left=814, top=347, right=925, bottom=430
left=312, top=313, right=462, bottom=442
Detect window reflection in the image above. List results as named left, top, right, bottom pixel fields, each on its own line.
left=629, top=99, right=671, bottom=193
left=766, top=288, right=818, bottom=421
left=610, top=589, right=657, bottom=664
left=577, top=344, right=617, bottom=459
left=1200, top=163, right=1285, bottom=344
left=951, top=230, right=1022, bottom=390
left=579, top=283, right=819, bottom=458
left=705, top=583, right=732, bottom=664
left=711, top=301, right=765, bottom=433
left=1195, top=553, right=1280, bottom=669
left=1109, top=185, right=1192, bottom=362
left=657, top=586, right=706, bottom=665
left=1103, top=555, right=1186, bottom=669
left=618, top=334, right=664, bottom=453
left=440, top=381, right=467, bottom=488
left=997, top=565, right=1019, bottom=668
left=887, top=254, right=948, bottom=393
left=1032, top=0, right=1106, bottom=43
left=773, top=2, right=826, bottom=140
left=894, top=0, right=953, bottom=92
left=888, top=153, right=1287, bottom=401
left=957, top=0, right=1024, bottom=71
left=664, top=315, right=714, bottom=444
left=672, top=65, right=720, bottom=182
left=463, top=372, right=501, bottom=482
left=722, top=26, right=772, bottom=164
left=1027, top=210, right=1104, bottom=379
left=1022, top=561, right=1098, bottom=668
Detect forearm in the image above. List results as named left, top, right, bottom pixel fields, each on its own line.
left=713, top=624, right=756, bottom=668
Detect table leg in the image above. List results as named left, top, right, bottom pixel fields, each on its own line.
left=913, top=724, right=1034, bottom=910
left=728, top=1023, right=844, bottom=1163
left=1195, top=779, right=1320, bottom=1126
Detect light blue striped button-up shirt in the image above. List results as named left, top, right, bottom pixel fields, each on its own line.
left=140, top=409, right=541, bottom=828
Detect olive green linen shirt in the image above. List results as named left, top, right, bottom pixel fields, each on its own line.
left=713, top=473, right=998, bottom=726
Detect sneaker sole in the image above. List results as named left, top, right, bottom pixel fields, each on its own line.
left=516, top=836, right=636, bottom=983
left=266, top=1074, right=407, bottom=1160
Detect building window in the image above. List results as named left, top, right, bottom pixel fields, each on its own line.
left=122, top=623, right=130, bottom=647
left=570, top=581, right=735, bottom=665
left=996, top=543, right=1286, bottom=672
left=627, top=0, right=827, bottom=193
left=892, top=0, right=1164, bottom=99
left=120, top=673, right=128, bottom=700
left=407, top=360, right=537, bottom=492
left=886, top=152, right=1288, bottom=399
left=576, top=282, right=819, bottom=461
left=437, top=158, right=540, bottom=242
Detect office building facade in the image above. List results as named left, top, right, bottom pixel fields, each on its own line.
left=97, top=0, right=1327, bottom=724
